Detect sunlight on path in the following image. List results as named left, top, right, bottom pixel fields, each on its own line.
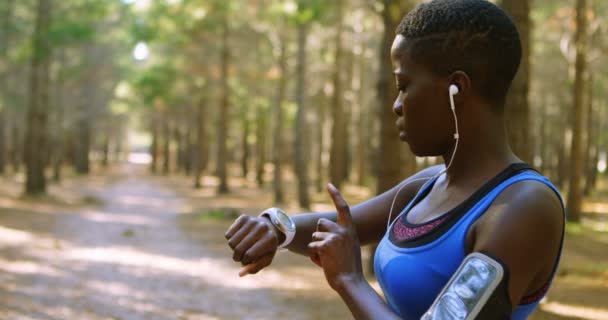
left=542, top=302, right=608, bottom=320
left=0, top=164, right=349, bottom=320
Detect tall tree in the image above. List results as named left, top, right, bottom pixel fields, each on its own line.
left=0, top=0, right=15, bottom=175
left=583, top=74, right=596, bottom=195
left=216, top=14, right=230, bottom=194
left=24, top=0, right=53, bottom=195
left=328, top=0, right=347, bottom=189
left=271, top=19, right=288, bottom=204
left=294, top=2, right=316, bottom=209
left=500, top=0, right=532, bottom=164
left=193, top=95, right=208, bottom=189
left=567, top=0, right=589, bottom=222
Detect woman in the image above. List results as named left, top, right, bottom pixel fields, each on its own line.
left=225, top=0, right=564, bottom=319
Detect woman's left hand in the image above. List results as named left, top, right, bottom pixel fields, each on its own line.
left=308, top=183, right=364, bottom=291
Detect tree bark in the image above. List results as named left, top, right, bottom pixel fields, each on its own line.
left=24, top=0, right=52, bottom=195
left=162, top=114, right=171, bottom=175
left=150, top=116, right=159, bottom=173
left=216, top=17, right=230, bottom=193
left=329, top=0, right=347, bottom=189
left=583, top=74, right=595, bottom=196
left=356, top=43, right=368, bottom=186
left=294, top=21, right=311, bottom=209
left=315, top=91, right=327, bottom=193
left=500, top=0, right=532, bottom=164
left=567, top=0, right=588, bottom=222
left=52, top=49, right=66, bottom=182
left=101, top=120, right=110, bottom=168
left=255, top=105, right=267, bottom=187
left=272, top=23, right=288, bottom=204
left=11, top=121, right=21, bottom=173
left=194, top=97, right=207, bottom=189
left=0, top=0, right=14, bottom=175
left=241, top=116, right=250, bottom=179
left=74, top=112, right=91, bottom=174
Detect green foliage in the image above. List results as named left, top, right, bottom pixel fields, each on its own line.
left=48, top=20, right=95, bottom=46
left=133, top=63, right=177, bottom=106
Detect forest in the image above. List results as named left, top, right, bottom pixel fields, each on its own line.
left=0, top=0, right=606, bottom=319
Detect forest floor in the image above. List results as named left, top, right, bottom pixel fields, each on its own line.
left=0, top=161, right=606, bottom=319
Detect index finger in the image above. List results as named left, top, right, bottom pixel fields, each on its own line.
left=225, top=214, right=249, bottom=239
left=327, top=183, right=353, bottom=226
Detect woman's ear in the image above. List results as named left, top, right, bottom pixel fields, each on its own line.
left=448, top=71, right=471, bottom=96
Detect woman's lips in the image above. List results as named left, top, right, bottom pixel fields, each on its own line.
left=396, top=119, right=407, bottom=140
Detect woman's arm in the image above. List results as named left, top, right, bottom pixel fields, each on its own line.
left=289, top=164, right=444, bottom=255
left=308, top=184, right=402, bottom=320
left=226, top=165, right=443, bottom=274
left=335, top=275, right=401, bottom=320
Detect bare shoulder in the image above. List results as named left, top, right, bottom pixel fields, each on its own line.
left=488, top=178, right=563, bottom=230
left=473, top=177, right=564, bottom=304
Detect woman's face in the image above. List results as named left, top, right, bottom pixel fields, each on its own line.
left=390, top=35, right=454, bottom=157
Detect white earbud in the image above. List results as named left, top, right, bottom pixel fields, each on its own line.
left=449, top=84, right=459, bottom=111
left=449, top=84, right=459, bottom=96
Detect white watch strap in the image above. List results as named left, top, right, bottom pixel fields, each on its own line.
left=278, top=223, right=295, bottom=249
left=259, top=208, right=296, bottom=249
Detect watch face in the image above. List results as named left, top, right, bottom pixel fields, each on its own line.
left=277, top=210, right=295, bottom=231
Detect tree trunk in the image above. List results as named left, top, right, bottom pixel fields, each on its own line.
left=194, top=97, right=207, bottom=189
left=255, top=105, right=267, bottom=187
left=74, top=113, right=91, bottom=174
left=11, top=124, right=21, bottom=173
left=0, top=111, right=5, bottom=175
left=587, top=97, right=603, bottom=192
left=314, top=89, right=326, bottom=192
left=294, top=21, right=311, bottom=209
left=216, top=17, right=230, bottom=193
left=356, top=43, right=368, bottom=186
left=241, top=116, right=250, bottom=179
left=0, top=0, right=14, bottom=175
left=567, top=0, right=588, bottom=222
left=583, top=74, right=595, bottom=196
left=315, top=91, right=327, bottom=193
left=500, top=0, right=532, bottom=164
left=162, top=115, right=171, bottom=175
left=150, top=117, right=159, bottom=173
left=24, top=0, right=52, bottom=195
left=343, top=41, right=355, bottom=183
left=539, top=95, right=548, bottom=172
left=272, top=24, right=288, bottom=204
left=101, top=121, right=110, bottom=168
left=52, top=48, right=66, bottom=182
left=185, top=114, right=195, bottom=175
left=175, top=119, right=185, bottom=173
left=329, top=0, right=347, bottom=189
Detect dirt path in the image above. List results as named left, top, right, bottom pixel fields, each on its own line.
left=1, top=163, right=607, bottom=319
left=0, top=164, right=350, bottom=320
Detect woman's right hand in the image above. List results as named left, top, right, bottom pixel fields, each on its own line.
left=225, top=214, right=282, bottom=277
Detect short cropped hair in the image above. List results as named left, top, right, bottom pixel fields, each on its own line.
left=396, top=0, right=521, bottom=108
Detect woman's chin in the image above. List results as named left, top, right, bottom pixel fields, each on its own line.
left=399, top=131, right=408, bottom=141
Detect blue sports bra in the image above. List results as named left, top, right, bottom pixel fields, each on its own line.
left=374, top=164, right=564, bottom=320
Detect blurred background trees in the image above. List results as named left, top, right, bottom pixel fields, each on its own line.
left=0, top=0, right=606, bottom=222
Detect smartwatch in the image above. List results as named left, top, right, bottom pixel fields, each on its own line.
left=259, top=207, right=296, bottom=249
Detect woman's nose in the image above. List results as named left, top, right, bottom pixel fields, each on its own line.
left=393, top=92, right=404, bottom=116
